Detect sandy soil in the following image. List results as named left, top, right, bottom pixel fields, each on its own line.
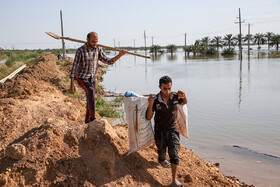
left=0, top=54, right=254, bottom=186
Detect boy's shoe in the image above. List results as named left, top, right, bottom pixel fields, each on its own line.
left=159, top=160, right=171, bottom=168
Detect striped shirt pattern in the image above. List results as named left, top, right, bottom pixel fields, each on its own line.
left=70, top=44, right=113, bottom=80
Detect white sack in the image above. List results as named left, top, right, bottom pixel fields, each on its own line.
left=176, top=104, right=189, bottom=139
left=124, top=96, right=154, bottom=155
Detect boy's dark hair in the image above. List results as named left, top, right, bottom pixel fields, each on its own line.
left=87, top=33, right=90, bottom=39
left=159, top=76, right=172, bottom=86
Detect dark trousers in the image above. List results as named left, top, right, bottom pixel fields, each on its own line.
left=154, top=129, right=180, bottom=165
left=77, top=77, right=96, bottom=123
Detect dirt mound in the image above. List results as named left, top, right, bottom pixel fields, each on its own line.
left=0, top=54, right=253, bottom=186
left=0, top=54, right=101, bottom=151
left=0, top=120, right=248, bottom=186
left=0, top=54, right=62, bottom=99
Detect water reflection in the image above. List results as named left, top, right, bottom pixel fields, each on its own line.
left=238, top=58, right=253, bottom=110
left=167, top=54, right=177, bottom=61
left=151, top=54, right=163, bottom=62
left=184, top=52, right=188, bottom=62
left=184, top=54, right=222, bottom=61
left=248, top=58, right=251, bottom=90
left=222, top=55, right=236, bottom=61
left=238, top=60, right=242, bottom=110
left=145, top=58, right=148, bottom=83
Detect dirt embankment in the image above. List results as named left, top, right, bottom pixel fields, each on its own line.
left=0, top=54, right=253, bottom=186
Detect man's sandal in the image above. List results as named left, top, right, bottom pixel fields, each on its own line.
left=171, top=180, right=183, bottom=187
left=159, top=160, right=171, bottom=168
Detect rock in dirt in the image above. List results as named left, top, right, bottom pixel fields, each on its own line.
left=0, top=173, right=8, bottom=185
left=184, top=174, right=193, bottom=182
left=5, top=144, right=26, bottom=160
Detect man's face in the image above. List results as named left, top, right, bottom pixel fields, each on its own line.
left=87, top=36, right=98, bottom=48
left=159, top=82, right=172, bottom=98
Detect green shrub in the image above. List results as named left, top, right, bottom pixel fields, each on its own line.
left=96, top=97, right=120, bottom=118
left=221, top=48, right=235, bottom=56
left=206, top=47, right=218, bottom=56
left=5, top=56, right=15, bottom=67
left=3, top=51, right=40, bottom=67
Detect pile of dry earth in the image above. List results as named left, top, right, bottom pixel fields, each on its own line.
left=0, top=54, right=253, bottom=186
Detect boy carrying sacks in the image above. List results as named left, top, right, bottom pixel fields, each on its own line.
left=146, top=76, right=187, bottom=187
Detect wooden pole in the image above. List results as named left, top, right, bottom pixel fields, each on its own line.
left=238, top=8, right=242, bottom=61
left=185, top=33, right=187, bottom=48
left=248, top=23, right=250, bottom=58
left=60, top=10, right=66, bottom=60
left=144, top=30, right=147, bottom=56
left=45, top=32, right=150, bottom=59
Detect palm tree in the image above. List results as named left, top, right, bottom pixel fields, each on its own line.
left=243, top=34, right=253, bottom=44
left=264, top=32, right=275, bottom=51
left=190, top=44, right=199, bottom=56
left=194, top=40, right=201, bottom=47
left=243, top=34, right=253, bottom=54
left=211, top=36, right=223, bottom=53
left=200, top=37, right=211, bottom=55
left=166, top=44, right=177, bottom=56
left=223, top=34, right=235, bottom=49
left=193, top=40, right=201, bottom=55
left=201, top=37, right=211, bottom=48
left=253, top=33, right=266, bottom=50
left=183, top=46, right=192, bottom=56
left=150, top=45, right=161, bottom=55
left=270, top=34, right=280, bottom=52
left=233, top=34, right=244, bottom=49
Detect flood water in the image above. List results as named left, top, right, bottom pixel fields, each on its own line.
left=101, top=50, right=280, bottom=187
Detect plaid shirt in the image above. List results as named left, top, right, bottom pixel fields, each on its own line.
left=70, top=44, right=113, bottom=80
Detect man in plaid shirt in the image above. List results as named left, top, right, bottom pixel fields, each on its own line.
left=70, top=32, right=126, bottom=123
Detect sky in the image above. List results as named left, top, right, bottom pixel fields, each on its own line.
left=0, top=0, right=280, bottom=50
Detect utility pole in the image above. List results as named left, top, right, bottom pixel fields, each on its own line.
left=239, top=8, right=242, bottom=61
left=184, top=33, right=187, bottom=61
left=185, top=33, right=187, bottom=48
left=133, top=39, right=136, bottom=51
left=151, top=36, right=154, bottom=46
left=184, top=33, right=187, bottom=55
left=60, top=10, right=66, bottom=60
left=247, top=23, right=251, bottom=58
left=235, top=8, right=244, bottom=61
left=144, top=30, right=147, bottom=56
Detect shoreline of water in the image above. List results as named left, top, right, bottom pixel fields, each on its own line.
left=100, top=51, right=280, bottom=186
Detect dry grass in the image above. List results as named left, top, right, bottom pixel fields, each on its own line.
left=0, top=61, right=24, bottom=80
